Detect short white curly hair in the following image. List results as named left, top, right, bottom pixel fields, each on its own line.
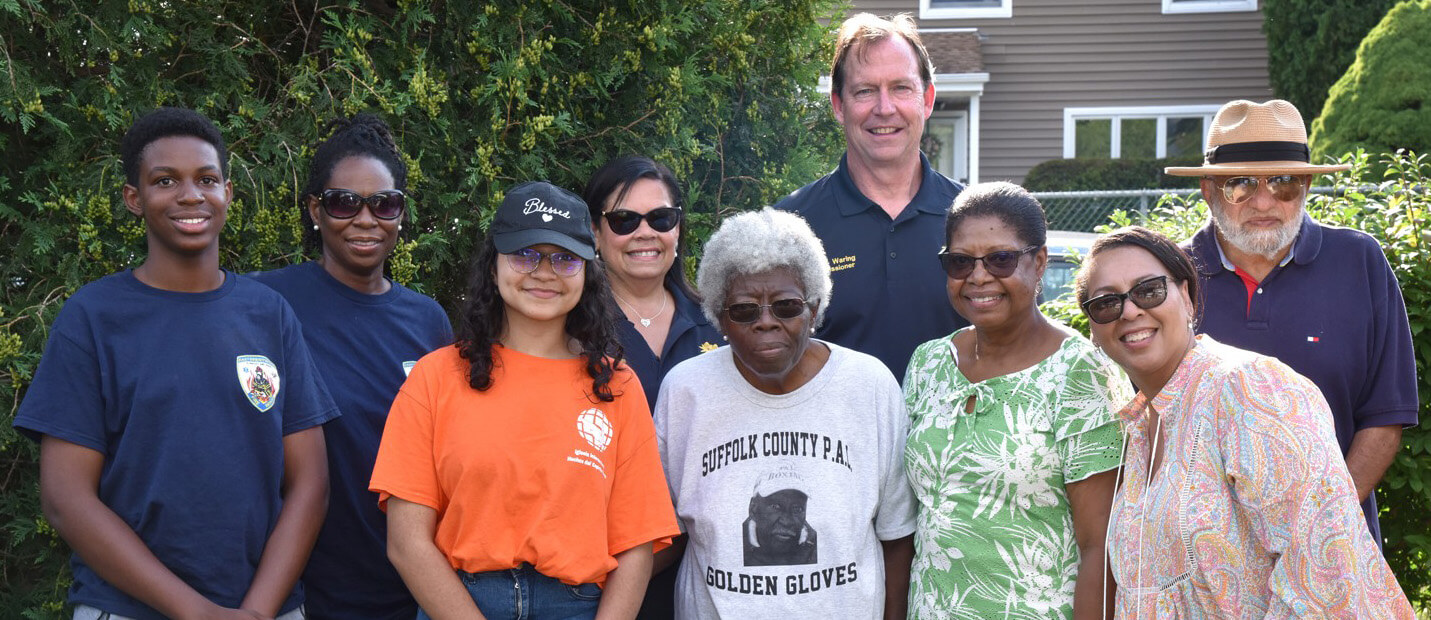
left=697, top=208, right=832, bottom=328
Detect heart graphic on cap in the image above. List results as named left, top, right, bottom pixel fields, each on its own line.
left=542, top=214, right=553, bottom=222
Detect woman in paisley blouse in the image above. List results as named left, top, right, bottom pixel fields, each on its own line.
left=904, top=182, right=1130, bottom=619
left=1075, top=226, right=1412, bottom=618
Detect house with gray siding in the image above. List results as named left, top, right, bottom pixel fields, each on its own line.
left=843, top=0, right=1274, bottom=184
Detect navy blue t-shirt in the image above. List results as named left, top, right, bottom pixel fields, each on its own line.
left=13, top=270, right=339, bottom=620
left=1186, top=216, right=1420, bottom=541
left=616, top=284, right=722, bottom=411
left=251, top=261, right=452, bottom=620
left=775, top=153, right=968, bottom=381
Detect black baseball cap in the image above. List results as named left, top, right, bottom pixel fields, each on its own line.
left=490, top=181, right=596, bottom=259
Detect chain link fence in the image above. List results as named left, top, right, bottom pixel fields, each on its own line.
left=1032, top=187, right=1349, bottom=232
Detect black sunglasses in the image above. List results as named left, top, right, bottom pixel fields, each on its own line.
left=1080, top=276, right=1169, bottom=325
left=938, top=246, right=1038, bottom=279
left=318, top=189, right=406, bottom=220
left=602, top=207, right=682, bottom=236
left=724, top=298, right=808, bottom=324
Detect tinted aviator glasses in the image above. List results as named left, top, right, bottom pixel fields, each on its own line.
left=938, top=246, right=1038, bottom=279
left=318, top=188, right=406, bottom=220
left=602, top=207, right=682, bottom=236
left=1217, top=175, right=1305, bottom=204
left=1080, top=276, right=1169, bottom=324
left=723, top=298, right=809, bottom=323
left=505, top=248, right=586, bottom=278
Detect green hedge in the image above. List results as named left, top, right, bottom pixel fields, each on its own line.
left=0, top=1, right=844, bottom=615
left=1310, top=0, right=1431, bottom=172
left=1022, top=157, right=1202, bottom=192
left=1043, top=149, right=1431, bottom=613
left=1261, top=0, right=1399, bottom=127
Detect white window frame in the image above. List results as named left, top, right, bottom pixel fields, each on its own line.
left=1063, top=105, right=1222, bottom=159
left=920, top=0, right=1013, bottom=20
left=1162, top=0, right=1257, bottom=14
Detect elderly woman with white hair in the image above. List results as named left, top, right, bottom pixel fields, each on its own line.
left=653, top=208, right=917, bottom=620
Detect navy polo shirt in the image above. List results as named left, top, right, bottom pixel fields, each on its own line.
left=1185, top=215, right=1419, bottom=542
left=775, top=153, right=967, bottom=381
left=617, top=283, right=723, bottom=411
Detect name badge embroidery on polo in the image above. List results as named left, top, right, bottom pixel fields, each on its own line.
left=236, top=355, right=281, bottom=412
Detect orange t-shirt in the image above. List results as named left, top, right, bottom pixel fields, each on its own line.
left=369, top=344, right=678, bottom=586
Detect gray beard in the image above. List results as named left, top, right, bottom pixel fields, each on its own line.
left=1211, top=206, right=1301, bottom=258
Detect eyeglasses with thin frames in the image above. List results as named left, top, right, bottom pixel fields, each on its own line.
left=1215, top=175, right=1305, bottom=205
left=723, top=298, right=809, bottom=323
left=505, top=248, right=585, bottom=278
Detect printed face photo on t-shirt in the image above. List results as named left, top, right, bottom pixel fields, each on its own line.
left=743, top=469, right=818, bottom=567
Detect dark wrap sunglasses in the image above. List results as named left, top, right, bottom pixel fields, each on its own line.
left=602, top=207, right=682, bottom=236
left=938, top=246, right=1039, bottom=279
left=1080, top=276, right=1169, bottom=324
left=318, top=189, right=407, bottom=220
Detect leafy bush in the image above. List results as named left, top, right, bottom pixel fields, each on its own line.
left=1309, top=0, right=1431, bottom=171
left=1261, top=0, right=1399, bottom=127
left=1043, top=150, right=1431, bottom=612
left=0, top=0, right=843, bottom=615
left=1022, top=157, right=1202, bottom=192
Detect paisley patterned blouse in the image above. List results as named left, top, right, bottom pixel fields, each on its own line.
left=1110, top=336, right=1413, bottom=618
left=904, top=328, right=1130, bottom=619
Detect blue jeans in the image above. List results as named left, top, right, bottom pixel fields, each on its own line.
left=75, top=604, right=305, bottom=619
left=418, top=564, right=601, bottom=620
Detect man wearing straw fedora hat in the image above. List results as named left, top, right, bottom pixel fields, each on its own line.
left=1168, top=99, right=1419, bottom=545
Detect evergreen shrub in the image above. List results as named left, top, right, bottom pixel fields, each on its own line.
left=1261, top=0, right=1399, bottom=126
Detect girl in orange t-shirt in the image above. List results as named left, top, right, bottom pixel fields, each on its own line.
left=371, top=181, right=679, bottom=620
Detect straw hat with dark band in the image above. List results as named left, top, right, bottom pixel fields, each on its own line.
left=1165, top=99, right=1350, bottom=176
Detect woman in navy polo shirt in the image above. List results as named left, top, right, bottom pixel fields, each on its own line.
left=251, top=114, right=452, bottom=620
left=582, top=156, right=721, bottom=619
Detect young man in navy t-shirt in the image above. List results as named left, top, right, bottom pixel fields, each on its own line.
left=14, top=107, right=338, bottom=620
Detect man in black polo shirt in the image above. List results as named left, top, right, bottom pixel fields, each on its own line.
left=1167, top=99, right=1419, bottom=543
left=776, top=13, right=967, bottom=381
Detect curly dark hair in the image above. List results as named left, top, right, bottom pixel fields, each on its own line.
left=120, top=107, right=229, bottom=186
left=299, top=113, right=408, bottom=253
left=582, top=155, right=699, bottom=300
left=455, top=236, right=626, bottom=402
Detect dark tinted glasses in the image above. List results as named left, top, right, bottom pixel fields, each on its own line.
left=724, top=298, right=808, bottom=323
left=319, top=189, right=406, bottom=220
left=938, top=246, right=1038, bottom=279
left=506, top=248, right=585, bottom=278
left=1080, top=276, right=1169, bottom=325
left=1217, top=175, right=1305, bottom=204
left=603, top=207, right=682, bottom=236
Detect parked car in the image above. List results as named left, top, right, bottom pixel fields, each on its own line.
left=1042, top=230, right=1098, bottom=302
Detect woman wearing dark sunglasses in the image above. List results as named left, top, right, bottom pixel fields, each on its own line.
left=1074, top=226, right=1411, bottom=618
left=903, top=182, right=1128, bottom=620
left=583, top=157, right=721, bottom=619
left=653, top=208, right=917, bottom=620
left=250, top=113, right=452, bottom=620
left=371, top=181, right=678, bottom=620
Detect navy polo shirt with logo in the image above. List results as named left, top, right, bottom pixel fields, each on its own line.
left=775, top=153, right=968, bottom=381
left=13, top=270, right=339, bottom=620
left=252, top=261, right=453, bottom=620
left=1185, top=216, right=1419, bottom=542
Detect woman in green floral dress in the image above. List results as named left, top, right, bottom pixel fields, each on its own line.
left=904, top=182, right=1130, bottom=620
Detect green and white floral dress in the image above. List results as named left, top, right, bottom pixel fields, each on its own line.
left=902, top=327, right=1130, bottom=620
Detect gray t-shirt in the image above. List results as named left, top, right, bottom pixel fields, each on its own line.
left=655, top=342, right=917, bottom=619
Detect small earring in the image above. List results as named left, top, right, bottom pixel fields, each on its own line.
left=809, top=326, right=815, bottom=334
left=722, top=335, right=728, bottom=342
left=398, top=224, right=403, bottom=232
left=1187, top=317, right=1196, bottom=332
left=312, top=224, right=319, bottom=231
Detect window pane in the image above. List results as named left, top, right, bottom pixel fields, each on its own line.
left=1121, top=118, right=1156, bottom=158
left=1075, top=119, right=1111, bottom=158
left=1166, top=117, right=1204, bottom=158
left=931, top=0, right=1004, bottom=6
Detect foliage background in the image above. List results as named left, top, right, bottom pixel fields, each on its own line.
left=1260, top=0, right=1399, bottom=126
left=1309, top=0, right=1431, bottom=172
left=1041, top=150, right=1431, bottom=614
left=0, top=0, right=845, bottom=615
left=1021, top=157, right=1202, bottom=192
